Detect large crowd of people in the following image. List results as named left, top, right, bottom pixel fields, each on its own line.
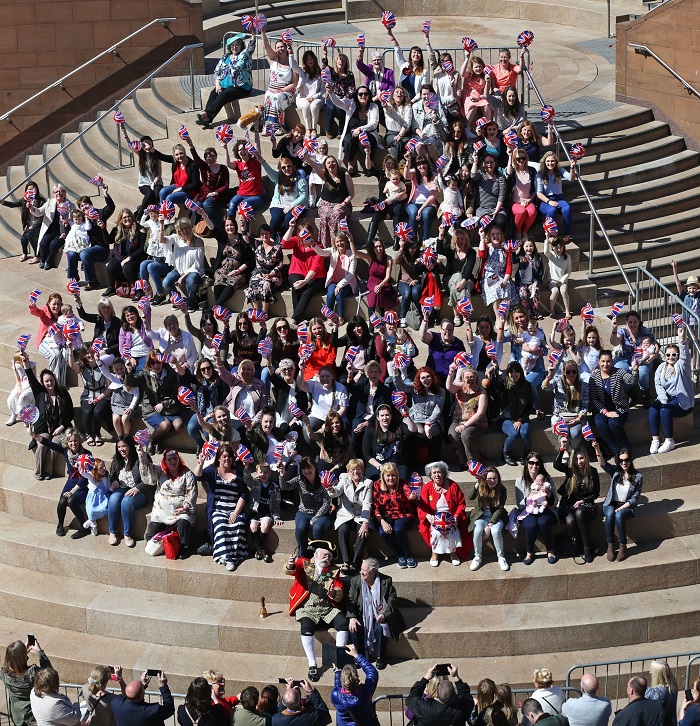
left=2, top=18, right=699, bottom=722
left=1, top=636, right=697, bottom=726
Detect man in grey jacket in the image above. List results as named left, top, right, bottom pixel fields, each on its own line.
left=562, top=674, right=612, bottom=726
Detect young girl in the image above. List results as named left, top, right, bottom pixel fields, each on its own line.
left=98, top=354, right=140, bottom=437
left=548, top=322, right=581, bottom=369
left=57, top=303, right=85, bottom=350
left=6, top=354, right=35, bottom=426
left=477, top=225, right=516, bottom=316
left=386, top=325, right=418, bottom=383
left=244, top=461, right=282, bottom=562
left=515, top=238, right=545, bottom=320
left=83, top=458, right=111, bottom=536
left=137, top=205, right=168, bottom=301
left=459, top=54, right=491, bottom=128
left=578, top=323, right=602, bottom=383
left=521, top=318, right=546, bottom=376
left=63, top=208, right=92, bottom=273
left=119, top=305, right=153, bottom=372
left=544, top=235, right=572, bottom=319
left=307, top=138, right=328, bottom=208
left=418, top=248, right=445, bottom=326
left=368, top=166, right=407, bottom=251
left=437, top=174, right=463, bottom=229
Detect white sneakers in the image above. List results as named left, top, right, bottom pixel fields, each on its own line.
left=470, top=556, right=510, bottom=571
left=451, top=556, right=461, bottom=566
left=652, top=438, right=676, bottom=454
left=4, top=415, right=16, bottom=426
left=658, top=439, right=676, bottom=454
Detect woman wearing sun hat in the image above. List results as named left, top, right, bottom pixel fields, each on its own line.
left=197, top=32, right=257, bottom=126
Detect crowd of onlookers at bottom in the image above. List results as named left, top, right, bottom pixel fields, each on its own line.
left=2, top=638, right=700, bottom=726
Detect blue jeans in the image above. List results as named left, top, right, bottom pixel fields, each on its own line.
left=593, top=411, right=629, bottom=453
left=159, top=185, right=189, bottom=205
left=473, top=516, right=505, bottom=559
left=269, top=207, right=294, bottom=240
left=502, top=419, right=531, bottom=456
left=398, top=281, right=421, bottom=319
left=140, top=259, right=173, bottom=295
left=325, top=96, right=346, bottom=135
left=187, top=411, right=205, bottom=451
left=539, top=195, right=573, bottom=236
left=294, top=511, right=331, bottom=555
left=526, top=368, right=546, bottom=411
left=649, top=397, right=689, bottom=438
left=377, top=516, right=413, bottom=559
left=522, top=509, right=556, bottom=552
left=406, top=203, right=437, bottom=240
left=202, top=196, right=227, bottom=229
left=163, top=270, right=202, bottom=309
left=107, top=489, right=147, bottom=537
left=326, top=283, right=353, bottom=319
left=603, top=504, right=634, bottom=545
left=227, top=194, right=264, bottom=221
left=81, top=245, right=110, bottom=284
left=614, top=359, right=652, bottom=392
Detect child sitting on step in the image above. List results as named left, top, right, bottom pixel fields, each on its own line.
left=83, top=458, right=111, bottom=536
left=244, top=461, right=282, bottom=563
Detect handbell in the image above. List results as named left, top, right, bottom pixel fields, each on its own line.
left=259, top=596, right=268, bottom=619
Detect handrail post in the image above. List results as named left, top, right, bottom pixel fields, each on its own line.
left=116, top=123, right=122, bottom=167
left=589, top=213, right=594, bottom=278
left=189, top=48, right=195, bottom=111
left=608, top=0, right=612, bottom=38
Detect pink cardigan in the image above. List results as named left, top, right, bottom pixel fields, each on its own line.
left=29, top=304, right=57, bottom=348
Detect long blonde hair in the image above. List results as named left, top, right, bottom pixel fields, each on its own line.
left=87, top=665, right=111, bottom=695
left=649, top=660, right=677, bottom=691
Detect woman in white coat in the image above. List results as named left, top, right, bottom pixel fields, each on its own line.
left=30, top=184, right=74, bottom=270
left=327, top=458, right=373, bottom=573
left=314, top=231, right=358, bottom=325
left=326, top=85, right=379, bottom=176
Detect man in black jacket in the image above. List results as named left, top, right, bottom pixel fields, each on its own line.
left=406, top=663, right=473, bottom=726
left=347, top=557, right=406, bottom=669
left=612, top=677, right=664, bottom=726
left=111, top=671, right=174, bottom=726
left=271, top=678, right=332, bottom=726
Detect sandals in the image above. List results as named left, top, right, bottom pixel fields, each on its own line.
left=86, top=437, right=95, bottom=446
left=94, top=437, right=104, bottom=447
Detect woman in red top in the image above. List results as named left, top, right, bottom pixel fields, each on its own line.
left=491, top=47, right=527, bottom=94
left=205, top=670, right=239, bottom=719
left=282, top=219, right=327, bottom=324
left=224, top=130, right=265, bottom=233
left=154, top=143, right=201, bottom=206
left=418, top=460, right=470, bottom=565
left=29, top=291, right=70, bottom=386
left=303, top=317, right=337, bottom=381
left=373, top=462, right=417, bottom=568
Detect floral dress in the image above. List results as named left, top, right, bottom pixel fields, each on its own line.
left=264, top=61, right=295, bottom=131
left=366, top=257, right=398, bottom=310
left=481, top=246, right=517, bottom=307
left=245, top=239, right=283, bottom=304
left=214, top=237, right=248, bottom=290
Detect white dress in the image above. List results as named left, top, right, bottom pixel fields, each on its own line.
left=429, top=492, right=461, bottom=554
left=7, top=361, right=35, bottom=417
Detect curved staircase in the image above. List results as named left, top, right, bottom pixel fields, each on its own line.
left=1, top=22, right=700, bottom=707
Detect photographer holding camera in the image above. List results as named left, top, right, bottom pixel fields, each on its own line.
left=406, top=663, right=474, bottom=726
left=271, top=678, right=331, bottom=726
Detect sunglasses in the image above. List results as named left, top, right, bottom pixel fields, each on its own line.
left=527, top=460, right=540, bottom=466
left=358, top=92, right=369, bottom=96
left=565, top=369, right=577, bottom=375
left=200, top=365, right=213, bottom=372
left=516, top=156, right=527, bottom=161
left=666, top=353, right=678, bottom=358
left=619, top=457, right=631, bottom=463
left=276, top=324, right=289, bottom=331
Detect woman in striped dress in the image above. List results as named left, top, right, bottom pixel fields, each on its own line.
left=261, top=29, right=299, bottom=135
left=194, top=444, right=249, bottom=571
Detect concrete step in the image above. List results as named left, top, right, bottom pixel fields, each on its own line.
left=558, top=105, right=655, bottom=142
left=0, top=508, right=698, bottom=608
left=576, top=135, right=686, bottom=175
left=571, top=120, right=670, bottom=158
left=585, top=229, right=700, bottom=271
left=4, top=605, right=700, bottom=699
left=1, top=553, right=700, bottom=660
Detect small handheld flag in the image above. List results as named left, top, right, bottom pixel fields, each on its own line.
left=421, top=19, right=431, bottom=34
left=541, top=104, right=555, bottom=124
left=133, top=429, right=151, bottom=448
left=202, top=440, right=221, bottom=463
left=258, top=337, right=273, bottom=357
left=113, top=109, right=125, bottom=124
left=581, top=303, right=595, bottom=324
left=504, top=129, right=519, bottom=148
left=235, top=406, right=251, bottom=423
left=391, top=390, right=407, bottom=409
left=16, top=333, right=31, bottom=352
left=547, top=348, right=563, bottom=367
left=383, top=311, right=398, bottom=325
left=569, top=143, right=586, bottom=160
left=553, top=417, right=569, bottom=438
left=236, top=444, right=255, bottom=464
left=543, top=217, right=558, bottom=237
left=211, top=333, right=224, bottom=352
left=381, top=10, right=396, bottom=28
left=320, top=469, right=338, bottom=489
left=467, top=460, right=488, bottom=479
left=247, top=308, right=268, bottom=322
left=177, top=125, right=189, bottom=141
left=289, top=401, right=305, bottom=418
left=454, top=351, right=472, bottom=368
left=456, top=298, right=473, bottom=317
left=66, top=279, right=80, bottom=295
left=159, top=200, right=175, bottom=220
left=170, top=292, right=187, bottom=311
left=177, top=386, right=196, bottom=406
left=582, top=423, right=596, bottom=442
left=237, top=201, right=255, bottom=221
left=29, top=289, right=42, bottom=306
left=212, top=305, right=232, bottom=321
left=517, top=30, right=535, bottom=47
left=356, top=33, right=365, bottom=47
left=20, top=405, right=40, bottom=426
left=215, top=124, right=235, bottom=144
left=462, top=37, right=478, bottom=53
left=395, top=222, right=413, bottom=240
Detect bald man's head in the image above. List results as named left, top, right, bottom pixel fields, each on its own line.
left=282, top=686, right=301, bottom=711
left=125, top=680, right=145, bottom=702
left=581, top=673, right=599, bottom=696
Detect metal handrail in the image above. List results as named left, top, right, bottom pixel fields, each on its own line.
left=628, top=44, right=700, bottom=100
left=0, top=43, right=203, bottom=203
left=566, top=651, right=700, bottom=712
left=523, top=68, right=636, bottom=301
left=0, top=18, right=176, bottom=124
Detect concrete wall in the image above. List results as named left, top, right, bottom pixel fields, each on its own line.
left=0, top=0, right=203, bottom=150
left=617, top=0, right=700, bottom=142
